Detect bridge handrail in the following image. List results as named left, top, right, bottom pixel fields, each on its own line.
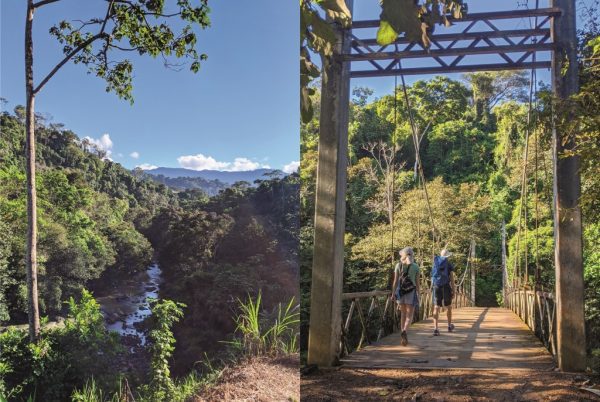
left=339, top=285, right=473, bottom=358
left=504, top=288, right=557, bottom=358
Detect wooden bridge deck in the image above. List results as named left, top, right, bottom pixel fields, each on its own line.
left=341, top=307, right=555, bottom=370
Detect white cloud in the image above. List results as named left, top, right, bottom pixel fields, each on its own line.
left=83, top=133, right=113, bottom=160
left=230, top=157, right=261, bottom=171
left=282, top=161, right=299, bottom=173
left=130, top=151, right=140, bottom=159
left=177, top=154, right=270, bottom=172
left=136, top=163, right=158, bottom=170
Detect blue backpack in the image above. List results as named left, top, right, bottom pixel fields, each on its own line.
left=432, top=256, right=450, bottom=287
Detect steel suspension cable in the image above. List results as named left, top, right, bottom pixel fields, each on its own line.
left=397, top=60, right=440, bottom=247
left=532, top=0, right=542, bottom=289
left=391, top=72, right=397, bottom=272
left=513, top=12, right=540, bottom=288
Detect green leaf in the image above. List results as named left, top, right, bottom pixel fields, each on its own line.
left=377, top=20, right=398, bottom=46
left=309, top=12, right=336, bottom=57
left=301, top=86, right=314, bottom=124
left=379, top=0, right=423, bottom=45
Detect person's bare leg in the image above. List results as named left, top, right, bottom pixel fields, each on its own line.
left=405, top=304, right=415, bottom=331
left=447, top=305, right=453, bottom=326
left=433, top=305, right=440, bottom=330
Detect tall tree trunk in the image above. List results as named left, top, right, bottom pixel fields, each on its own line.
left=25, top=0, right=40, bottom=342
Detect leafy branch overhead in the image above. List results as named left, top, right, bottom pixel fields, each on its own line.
left=46, top=0, right=211, bottom=102
left=300, top=0, right=467, bottom=123
left=300, top=0, right=351, bottom=123
left=378, top=0, right=467, bottom=46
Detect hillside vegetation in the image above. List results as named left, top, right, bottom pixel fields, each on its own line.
left=0, top=106, right=299, bottom=400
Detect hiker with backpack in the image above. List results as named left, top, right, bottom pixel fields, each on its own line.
left=431, top=249, right=456, bottom=336
left=391, top=247, right=420, bottom=346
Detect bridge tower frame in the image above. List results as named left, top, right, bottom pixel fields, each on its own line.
left=307, top=0, right=586, bottom=372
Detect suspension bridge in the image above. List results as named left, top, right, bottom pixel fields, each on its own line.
left=307, top=0, right=588, bottom=377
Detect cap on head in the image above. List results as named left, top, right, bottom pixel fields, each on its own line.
left=440, top=249, right=452, bottom=257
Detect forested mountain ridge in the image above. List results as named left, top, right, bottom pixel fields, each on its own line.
left=145, top=166, right=284, bottom=184
left=145, top=173, right=228, bottom=195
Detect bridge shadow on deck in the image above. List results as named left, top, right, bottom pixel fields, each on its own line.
left=341, top=307, right=555, bottom=370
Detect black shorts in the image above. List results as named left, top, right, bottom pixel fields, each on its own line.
left=433, top=284, right=453, bottom=307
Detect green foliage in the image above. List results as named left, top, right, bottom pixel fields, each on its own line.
left=584, top=223, right=600, bottom=355
left=233, top=292, right=299, bottom=357
left=144, top=298, right=186, bottom=402
left=377, top=0, right=467, bottom=46
left=147, top=174, right=299, bottom=373
left=71, top=378, right=124, bottom=402
left=0, top=290, right=120, bottom=401
left=48, top=0, right=210, bottom=102
left=0, top=109, right=174, bottom=322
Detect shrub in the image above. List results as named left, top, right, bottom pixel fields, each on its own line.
left=0, top=289, right=121, bottom=401
left=143, top=298, right=186, bottom=402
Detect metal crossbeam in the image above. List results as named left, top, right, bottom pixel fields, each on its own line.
left=350, top=8, right=561, bottom=29
left=346, top=8, right=558, bottom=78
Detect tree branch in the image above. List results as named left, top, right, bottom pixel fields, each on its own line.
left=32, top=0, right=62, bottom=9
left=34, top=33, right=106, bottom=94
left=34, top=0, right=115, bottom=94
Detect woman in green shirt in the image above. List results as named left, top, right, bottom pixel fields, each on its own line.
left=391, top=247, right=420, bottom=346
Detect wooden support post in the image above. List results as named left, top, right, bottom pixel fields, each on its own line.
left=550, top=0, right=586, bottom=372
left=502, top=221, right=508, bottom=306
left=470, top=240, right=476, bottom=306
left=307, top=0, right=353, bottom=367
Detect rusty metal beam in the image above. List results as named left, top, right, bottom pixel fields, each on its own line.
left=351, top=28, right=551, bottom=48
left=351, top=8, right=561, bottom=29
left=345, top=42, right=554, bottom=62
left=349, top=61, right=551, bottom=78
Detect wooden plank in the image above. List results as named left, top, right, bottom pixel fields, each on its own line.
left=341, top=307, right=554, bottom=369
left=356, top=299, right=368, bottom=350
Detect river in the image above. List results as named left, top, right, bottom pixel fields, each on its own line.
left=97, top=263, right=162, bottom=345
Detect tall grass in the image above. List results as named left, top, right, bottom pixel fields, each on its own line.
left=234, top=292, right=300, bottom=356
left=71, top=379, right=124, bottom=402
left=71, top=374, right=207, bottom=402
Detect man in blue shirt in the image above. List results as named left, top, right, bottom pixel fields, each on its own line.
left=431, top=249, right=456, bottom=336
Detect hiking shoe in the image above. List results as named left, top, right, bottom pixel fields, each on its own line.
left=400, top=330, right=408, bottom=346
left=433, top=329, right=440, bottom=336
left=448, top=324, right=455, bottom=332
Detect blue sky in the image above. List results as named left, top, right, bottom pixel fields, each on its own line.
left=1, top=0, right=299, bottom=173
left=349, top=0, right=593, bottom=101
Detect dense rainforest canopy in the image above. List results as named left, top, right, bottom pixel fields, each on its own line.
left=0, top=104, right=299, bottom=399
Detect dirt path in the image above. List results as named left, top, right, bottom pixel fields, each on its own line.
left=301, top=367, right=600, bottom=401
